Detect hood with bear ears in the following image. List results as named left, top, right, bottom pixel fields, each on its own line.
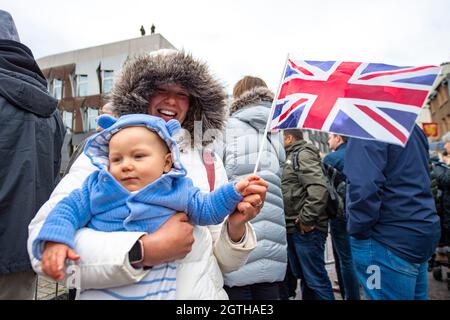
left=110, top=51, right=227, bottom=147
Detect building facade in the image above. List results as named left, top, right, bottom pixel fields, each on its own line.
left=424, top=62, right=450, bottom=140
left=36, top=34, right=176, bottom=168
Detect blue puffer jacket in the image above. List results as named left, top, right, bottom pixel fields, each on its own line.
left=216, top=87, right=287, bottom=287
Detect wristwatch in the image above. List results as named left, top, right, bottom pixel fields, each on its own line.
left=128, top=239, right=144, bottom=267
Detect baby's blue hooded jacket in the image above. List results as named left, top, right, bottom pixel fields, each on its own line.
left=33, top=114, right=242, bottom=259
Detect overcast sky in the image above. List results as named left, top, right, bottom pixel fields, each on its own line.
left=2, top=0, right=450, bottom=93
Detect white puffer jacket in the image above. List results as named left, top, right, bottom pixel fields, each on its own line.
left=27, top=148, right=256, bottom=299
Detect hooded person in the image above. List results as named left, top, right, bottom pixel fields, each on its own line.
left=215, top=77, right=288, bottom=300
left=28, top=51, right=268, bottom=299
left=0, top=10, right=65, bottom=299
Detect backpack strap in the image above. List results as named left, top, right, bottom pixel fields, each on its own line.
left=322, top=162, right=338, bottom=201
left=202, top=149, right=215, bottom=191
left=292, top=151, right=300, bottom=171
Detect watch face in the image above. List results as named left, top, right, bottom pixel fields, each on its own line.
left=129, top=241, right=143, bottom=263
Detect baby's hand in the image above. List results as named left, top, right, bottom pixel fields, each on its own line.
left=235, top=179, right=250, bottom=195
left=41, top=241, right=80, bottom=281
left=235, top=175, right=263, bottom=196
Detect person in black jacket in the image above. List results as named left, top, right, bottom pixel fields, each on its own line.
left=0, top=10, right=65, bottom=299
left=435, top=133, right=450, bottom=258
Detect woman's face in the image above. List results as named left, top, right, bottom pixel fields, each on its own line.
left=147, top=83, right=190, bottom=124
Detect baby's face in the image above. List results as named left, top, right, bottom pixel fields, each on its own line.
left=108, top=127, right=172, bottom=192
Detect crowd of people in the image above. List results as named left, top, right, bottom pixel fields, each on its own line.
left=0, top=9, right=448, bottom=300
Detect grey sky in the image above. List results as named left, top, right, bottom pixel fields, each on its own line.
left=2, top=0, right=450, bottom=93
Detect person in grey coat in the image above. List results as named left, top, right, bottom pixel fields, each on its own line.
left=0, top=10, right=65, bottom=299
left=216, top=76, right=287, bottom=299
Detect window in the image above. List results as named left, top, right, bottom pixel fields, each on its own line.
left=76, top=75, right=88, bottom=97
left=63, top=111, right=73, bottom=130
left=437, top=90, right=444, bottom=108
left=84, top=107, right=99, bottom=132
left=102, top=70, right=114, bottom=94
left=53, top=79, right=62, bottom=99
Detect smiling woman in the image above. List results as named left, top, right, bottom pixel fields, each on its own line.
left=28, top=51, right=268, bottom=300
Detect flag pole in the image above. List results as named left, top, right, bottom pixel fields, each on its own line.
left=253, top=53, right=290, bottom=175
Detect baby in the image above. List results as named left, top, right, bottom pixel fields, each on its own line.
left=33, top=114, right=259, bottom=299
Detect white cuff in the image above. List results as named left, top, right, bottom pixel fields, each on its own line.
left=227, top=223, right=248, bottom=247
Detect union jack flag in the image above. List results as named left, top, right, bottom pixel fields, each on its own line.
left=270, top=59, right=440, bottom=146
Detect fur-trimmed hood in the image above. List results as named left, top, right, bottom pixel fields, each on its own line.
left=111, top=51, right=227, bottom=146
left=230, top=86, right=274, bottom=115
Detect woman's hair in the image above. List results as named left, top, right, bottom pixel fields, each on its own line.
left=232, top=76, right=268, bottom=98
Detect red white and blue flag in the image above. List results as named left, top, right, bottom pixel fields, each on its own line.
left=270, top=59, right=440, bottom=146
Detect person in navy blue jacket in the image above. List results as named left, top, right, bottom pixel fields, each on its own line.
left=344, top=125, right=440, bottom=300
left=323, top=134, right=360, bottom=300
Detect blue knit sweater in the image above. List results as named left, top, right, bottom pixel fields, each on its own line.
left=33, top=163, right=242, bottom=259
left=33, top=114, right=244, bottom=259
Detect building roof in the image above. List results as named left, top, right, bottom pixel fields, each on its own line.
left=36, top=33, right=176, bottom=70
